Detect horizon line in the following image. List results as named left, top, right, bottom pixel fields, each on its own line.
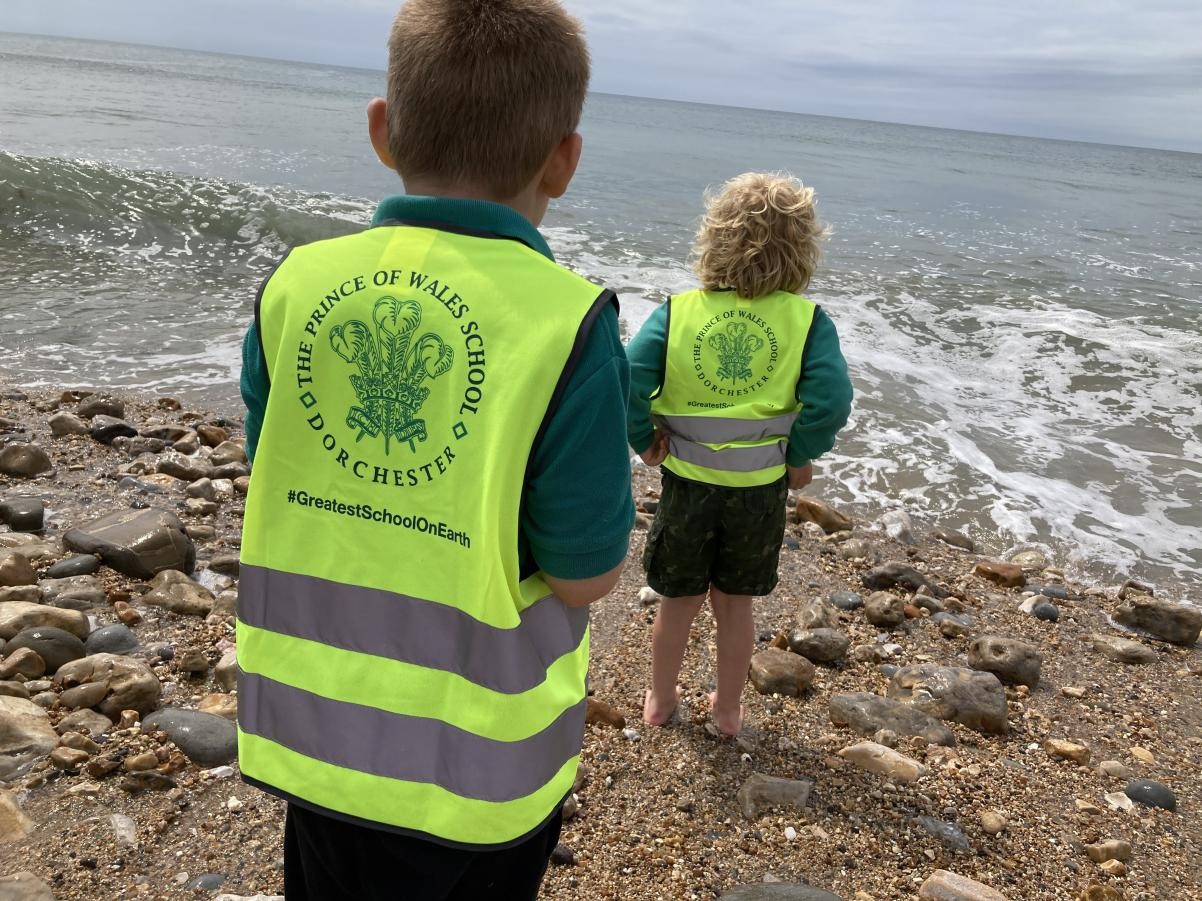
left=2, top=29, right=1199, bottom=158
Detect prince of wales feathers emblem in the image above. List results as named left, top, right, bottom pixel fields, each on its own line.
left=708, top=322, right=764, bottom=383
left=329, top=298, right=454, bottom=454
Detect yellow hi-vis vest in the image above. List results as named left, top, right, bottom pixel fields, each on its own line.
left=651, top=289, right=816, bottom=487
left=237, top=222, right=614, bottom=847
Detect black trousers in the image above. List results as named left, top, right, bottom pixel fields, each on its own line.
left=283, top=803, right=563, bottom=901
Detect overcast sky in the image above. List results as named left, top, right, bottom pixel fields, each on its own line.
left=2, top=0, right=1200, bottom=152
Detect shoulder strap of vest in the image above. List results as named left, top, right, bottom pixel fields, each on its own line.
left=252, top=249, right=296, bottom=390
left=527, top=288, right=620, bottom=469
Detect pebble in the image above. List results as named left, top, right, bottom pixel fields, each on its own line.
left=1104, top=792, right=1135, bottom=813
left=637, top=586, right=660, bottom=606
left=585, top=697, right=626, bottom=729
left=549, top=843, right=576, bottom=866
left=917, top=816, right=971, bottom=851
left=1009, top=548, right=1050, bottom=569
left=828, top=590, right=864, bottom=611
left=142, top=707, right=238, bottom=765
left=45, top=555, right=101, bottom=579
left=1032, top=602, right=1060, bottom=622
left=918, top=869, right=1010, bottom=900
left=1099, top=760, right=1134, bottom=779
left=0, top=497, right=45, bottom=533
left=110, top=813, right=138, bottom=848
left=736, top=773, right=814, bottom=819
left=1085, top=839, right=1132, bottom=863
left=1045, top=739, right=1092, bottom=766
left=973, top=560, right=1026, bottom=589
left=793, top=497, right=852, bottom=533
left=933, top=527, right=975, bottom=552
left=1124, top=778, right=1176, bottom=811
left=1098, top=860, right=1128, bottom=877
left=784, top=826, right=797, bottom=841
left=979, top=810, right=1007, bottom=835
left=1130, top=746, right=1155, bottom=764
left=187, top=873, right=228, bottom=891
left=621, top=727, right=640, bottom=741
left=0, top=443, right=53, bottom=478
left=838, top=741, right=926, bottom=784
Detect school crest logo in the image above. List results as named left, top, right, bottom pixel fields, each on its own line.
left=329, top=297, right=454, bottom=454
left=708, top=321, right=764, bottom=383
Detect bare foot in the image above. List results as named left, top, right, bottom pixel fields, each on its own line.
left=708, top=691, right=744, bottom=737
left=643, top=686, right=683, bottom=726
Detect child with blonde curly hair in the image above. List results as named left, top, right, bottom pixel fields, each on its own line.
left=626, top=172, right=853, bottom=736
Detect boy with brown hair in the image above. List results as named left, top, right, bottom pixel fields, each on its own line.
left=628, top=173, right=852, bottom=737
left=237, top=1, right=634, bottom=898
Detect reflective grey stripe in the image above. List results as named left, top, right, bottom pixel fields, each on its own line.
left=658, top=412, right=798, bottom=444
left=239, top=670, right=585, bottom=803
left=238, top=565, right=588, bottom=696
left=668, top=436, right=787, bottom=472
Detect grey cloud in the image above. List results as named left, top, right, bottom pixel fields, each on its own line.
left=1, top=0, right=1200, bottom=151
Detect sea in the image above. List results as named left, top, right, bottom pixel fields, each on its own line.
left=1, top=33, right=1200, bottom=595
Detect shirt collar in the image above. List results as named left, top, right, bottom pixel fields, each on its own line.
left=372, top=195, right=554, bottom=261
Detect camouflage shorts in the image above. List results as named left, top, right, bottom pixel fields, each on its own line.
left=643, top=470, right=788, bottom=598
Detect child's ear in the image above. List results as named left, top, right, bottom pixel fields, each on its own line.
left=367, top=98, right=396, bottom=170
left=540, top=133, right=583, bottom=199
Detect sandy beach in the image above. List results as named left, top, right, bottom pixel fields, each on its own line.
left=1, top=385, right=1199, bottom=901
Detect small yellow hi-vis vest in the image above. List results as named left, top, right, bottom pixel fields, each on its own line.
left=651, top=289, right=816, bottom=487
left=238, top=222, right=614, bottom=847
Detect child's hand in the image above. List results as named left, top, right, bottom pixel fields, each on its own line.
left=640, top=430, right=669, bottom=467
left=787, top=463, right=813, bottom=490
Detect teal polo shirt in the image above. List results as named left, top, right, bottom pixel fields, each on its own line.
left=240, top=195, right=635, bottom=579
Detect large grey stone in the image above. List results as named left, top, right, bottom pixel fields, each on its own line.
left=1114, top=595, right=1200, bottom=646
left=0, top=498, right=44, bottom=533
left=736, top=772, right=814, bottom=819
left=888, top=664, right=1009, bottom=735
left=829, top=692, right=956, bottom=746
left=865, top=591, right=905, bottom=628
left=64, top=508, right=195, bottom=578
left=968, top=636, right=1043, bottom=688
left=862, top=562, right=945, bottom=597
left=1090, top=633, right=1156, bottom=665
left=142, top=708, right=237, bottom=766
left=0, top=696, right=58, bottom=781
left=795, top=597, right=839, bottom=631
left=49, top=411, right=89, bottom=437
left=0, top=871, right=55, bottom=901
left=749, top=649, right=815, bottom=697
left=0, top=445, right=52, bottom=479
left=85, top=624, right=139, bottom=656
left=787, top=627, right=850, bottom=664
left=76, top=395, right=125, bottom=419
left=39, top=576, right=106, bottom=611
left=89, top=415, right=137, bottom=445
left=4, top=627, right=86, bottom=674
left=54, top=653, right=161, bottom=717
left=209, top=441, right=247, bottom=468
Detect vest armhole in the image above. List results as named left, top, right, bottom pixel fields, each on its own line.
left=253, top=250, right=295, bottom=389
left=649, top=295, right=672, bottom=402
left=527, top=288, right=620, bottom=468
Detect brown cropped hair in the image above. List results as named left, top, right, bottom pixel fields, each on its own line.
left=693, top=172, right=829, bottom=299
left=386, top=0, right=590, bottom=198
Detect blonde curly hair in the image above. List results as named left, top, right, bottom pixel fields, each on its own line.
left=692, top=172, right=829, bottom=299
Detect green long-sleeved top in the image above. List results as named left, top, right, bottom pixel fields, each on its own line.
left=240, top=195, right=635, bottom=579
left=626, top=302, right=853, bottom=466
